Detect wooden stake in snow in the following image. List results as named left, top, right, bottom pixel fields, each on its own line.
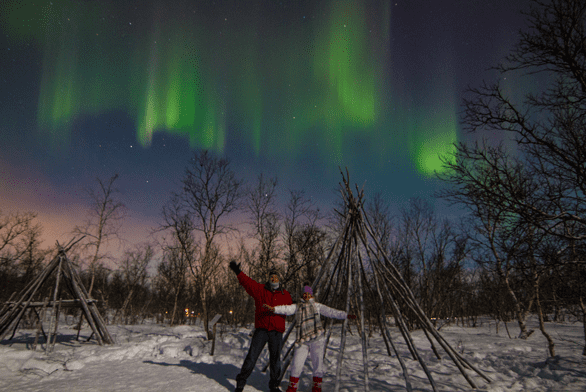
left=209, top=314, right=222, bottom=355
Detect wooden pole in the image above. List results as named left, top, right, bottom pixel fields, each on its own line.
left=322, top=321, right=333, bottom=361
left=301, top=171, right=493, bottom=390
left=374, top=260, right=440, bottom=391
left=277, top=338, right=296, bottom=382
left=0, top=292, right=16, bottom=319
left=209, top=314, right=222, bottom=355
left=2, top=255, right=59, bottom=321
left=373, top=273, right=413, bottom=392
left=334, top=245, right=353, bottom=392
left=280, top=354, right=293, bottom=383
left=62, top=260, right=103, bottom=345
left=1, top=241, right=115, bottom=347
left=33, top=297, right=49, bottom=351
left=377, top=259, right=486, bottom=386
left=63, top=255, right=114, bottom=344
left=47, top=254, right=64, bottom=351
left=75, top=310, right=84, bottom=341
left=356, top=223, right=419, bottom=360
left=48, top=298, right=62, bottom=352
left=358, top=214, right=438, bottom=391
left=357, top=198, right=441, bottom=390
left=363, top=209, right=491, bottom=387
left=210, top=323, right=217, bottom=355
left=421, top=326, right=442, bottom=360
left=356, top=246, right=370, bottom=392
left=0, top=255, right=59, bottom=340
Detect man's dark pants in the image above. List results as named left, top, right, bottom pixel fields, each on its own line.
left=236, top=328, right=282, bottom=390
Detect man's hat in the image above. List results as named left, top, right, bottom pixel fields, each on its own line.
left=267, top=268, right=280, bottom=280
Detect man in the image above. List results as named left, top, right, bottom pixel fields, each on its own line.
left=230, top=260, right=293, bottom=392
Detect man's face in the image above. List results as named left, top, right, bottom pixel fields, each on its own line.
left=270, top=274, right=279, bottom=284
left=303, top=292, right=313, bottom=301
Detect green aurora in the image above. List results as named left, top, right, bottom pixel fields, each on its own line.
left=1, top=0, right=458, bottom=176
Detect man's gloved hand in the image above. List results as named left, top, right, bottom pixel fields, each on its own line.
left=347, top=314, right=357, bottom=320
left=229, top=260, right=242, bottom=275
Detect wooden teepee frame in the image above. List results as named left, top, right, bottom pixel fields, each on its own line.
left=273, top=170, right=491, bottom=391
left=0, top=238, right=114, bottom=350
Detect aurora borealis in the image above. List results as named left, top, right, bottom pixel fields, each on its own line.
left=14, top=0, right=389, bottom=162
left=0, top=0, right=532, bottom=247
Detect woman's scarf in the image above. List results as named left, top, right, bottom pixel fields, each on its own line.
left=295, top=300, right=324, bottom=346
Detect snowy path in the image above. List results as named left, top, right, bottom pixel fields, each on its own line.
left=1, top=319, right=585, bottom=391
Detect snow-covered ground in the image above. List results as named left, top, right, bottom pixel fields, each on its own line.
left=1, top=316, right=585, bottom=391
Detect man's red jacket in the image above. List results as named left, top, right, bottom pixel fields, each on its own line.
left=237, top=271, right=293, bottom=333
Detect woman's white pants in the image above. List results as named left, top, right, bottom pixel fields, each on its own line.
left=289, top=336, right=325, bottom=378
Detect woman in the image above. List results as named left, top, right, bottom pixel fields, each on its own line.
left=264, top=284, right=356, bottom=392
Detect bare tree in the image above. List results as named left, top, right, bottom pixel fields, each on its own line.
left=0, top=211, right=38, bottom=267
left=455, top=0, right=586, bottom=241
left=116, top=244, right=153, bottom=324
left=399, top=198, right=437, bottom=314
left=444, top=156, right=540, bottom=339
left=0, top=211, right=45, bottom=300
left=74, top=174, right=126, bottom=297
left=439, top=0, right=586, bottom=350
left=293, top=226, right=327, bottom=286
left=282, top=189, right=322, bottom=296
left=157, top=193, right=198, bottom=326
left=172, top=151, right=243, bottom=338
left=156, top=244, right=189, bottom=326
left=427, top=219, right=469, bottom=322
left=365, top=192, right=394, bottom=256
left=245, top=174, right=281, bottom=277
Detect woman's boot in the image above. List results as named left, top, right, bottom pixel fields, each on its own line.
left=311, top=376, right=322, bottom=392
left=286, top=376, right=300, bottom=392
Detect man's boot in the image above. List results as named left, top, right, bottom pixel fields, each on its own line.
left=311, top=376, right=322, bottom=392
left=235, top=379, right=245, bottom=392
left=285, top=376, right=300, bottom=392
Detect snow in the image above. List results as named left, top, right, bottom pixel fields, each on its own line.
left=1, top=317, right=585, bottom=391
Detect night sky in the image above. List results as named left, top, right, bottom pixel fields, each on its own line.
left=0, top=0, right=532, bottom=251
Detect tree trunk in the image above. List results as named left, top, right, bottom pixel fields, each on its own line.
left=202, top=289, right=212, bottom=340
left=88, top=274, right=95, bottom=299
left=87, top=230, right=103, bottom=298
left=118, top=289, right=134, bottom=324
left=171, top=291, right=179, bottom=326
left=500, top=271, right=533, bottom=339
left=503, top=316, right=512, bottom=339
left=535, top=275, right=555, bottom=357
left=552, top=290, right=562, bottom=322
left=580, top=296, right=586, bottom=355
